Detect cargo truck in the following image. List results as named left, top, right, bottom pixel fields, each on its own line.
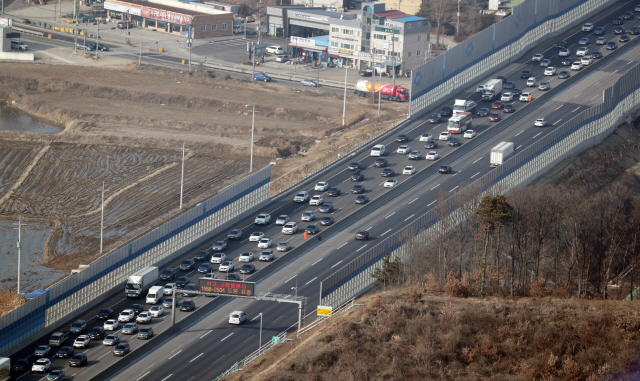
left=482, top=79, right=503, bottom=101
left=490, top=142, right=515, bottom=168
left=354, top=80, right=410, bottom=102
left=125, top=266, right=159, bottom=298
left=452, top=99, right=477, bottom=114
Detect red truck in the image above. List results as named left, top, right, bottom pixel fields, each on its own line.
left=354, top=80, right=410, bottom=102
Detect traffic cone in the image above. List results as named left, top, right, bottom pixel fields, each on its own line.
left=304, top=231, right=308, bottom=240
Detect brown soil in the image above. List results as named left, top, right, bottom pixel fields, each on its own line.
left=0, top=290, right=27, bottom=317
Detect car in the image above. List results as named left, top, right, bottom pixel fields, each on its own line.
left=320, top=215, right=334, bottom=226
left=477, top=108, right=490, bottom=117
left=571, top=61, right=583, bottom=70
left=319, top=203, right=334, bottom=213
left=181, top=283, right=197, bottom=297
left=259, top=249, right=275, bottom=261
left=382, top=179, right=397, bottom=188
left=504, top=104, right=515, bottom=113
left=282, top=222, right=298, bottom=234
left=258, top=238, right=273, bottom=248
left=275, top=240, right=292, bottom=251
left=229, top=311, right=247, bottom=324
left=578, top=37, right=589, bottom=45
left=439, top=132, right=451, bottom=140
left=520, top=92, right=532, bottom=101
left=355, top=194, right=369, bottom=204
left=149, top=305, right=164, bottom=317
left=556, top=40, right=568, bottom=48
left=254, top=72, right=272, bottom=82
left=448, top=138, right=462, bottom=147
left=56, top=346, right=75, bottom=358
left=180, top=300, right=195, bottom=312
left=561, top=57, right=572, bottom=66
left=355, top=230, right=370, bottom=240
left=347, top=162, right=361, bottom=171
left=496, top=75, right=507, bottom=83
left=594, top=27, right=605, bottom=35
left=544, top=66, right=556, bottom=76
left=12, top=358, right=30, bottom=372
left=397, top=145, right=411, bottom=154
left=218, top=261, right=234, bottom=272
left=160, top=267, right=178, bottom=280
left=492, top=101, right=504, bottom=109
left=198, top=263, right=213, bottom=273
left=623, top=11, right=633, bottom=20
left=615, top=26, right=625, bottom=34
left=488, top=113, right=501, bottom=122
left=208, top=252, right=227, bottom=266
left=408, top=150, right=422, bottom=160
left=424, top=140, right=438, bottom=149
left=441, top=106, right=454, bottom=118
left=606, top=41, right=618, bottom=50
left=512, top=89, right=522, bottom=97
left=326, top=187, right=341, bottom=197
left=73, top=335, right=90, bottom=349
left=309, top=195, right=324, bottom=205
left=539, top=59, right=551, bottom=67
left=314, top=181, right=329, bottom=191
left=32, top=358, right=52, bottom=373
left=396, top=134, right=408, bottom=142
left=501, top=93, right=513, bottom=102
left=620, top=34, right=630, bottom=42
left=582, top=23, right=594, bottom=32
left=138, top=327, right=154, bottom=340
left=534, top=118, right=548, bottom=127
left=576, top=47, right=589, bottom=56
left=275, top=54, right=288, bottom=63
left=425, top=151, right=439, bottom=160
left=113, top=343, right=130, bottom=356
left=439, top=165, right=452, bottom=174
left=76, top=42, right=95, bottom=51
left=558, top=71, right=570, bottom=79
left=381, top=168, right=395, bottom=177
left=418, top=134, right=434, bottom=144
left=175, top=276, right=189, bottom=288
left=162, top=298, right=176, bottom=309
left=613, top=17, right=623, bottom=25
left=301, top=79, right=318, bottom=87
left=636, top=4, right=640, bottom=12
left=476, top=84, right=485, bottom=93
left=351, top=184, right=365, bottom=194
left=249, top=232, right=264, bottom=242
left=227, top=229, right=243, bottom=240
left=239, top=252, right=255, bottom=262
left=129, top=304, right=143, bottom=315
left=358, top=69, right=373, bottom=77
left=69, top=352, right=87, bottom=367
left=88, top=326, right=105, bottom=340
left=596, top=36, right=606, bottom=45
left=581, top=56, right=593, bottom=66
left=69, top=319, right=87, bottom=334
left=428, top=114, right=441, bottom=123
left=47, top=370, right=65, bottom=380
left=96, top=308, right=113, bottom=320
left=402, top=166, right=416, bottom=175
left=520, top=69, right=531, bottom=78
left=630, top=26, right=640, bottom=35
left=532, top=53, right=544, bottom=61
left=103, top=334, right=120, bottom=346
left=254, top=214, right=271, bottom=225
left=504, top=81, right=515, bottom=89
left=265, top=46, right=284, bottom=54
left=201, top=273, right=217, bottom=280
left=591, top=51, right=602, bottom=59
left=136, top=312, right=152, bottom=324
left=538, top=82, right=551, bottom=91
left=305, top=224, right=320, bottom=234
left=212, top=241, right=227, bottom=252
left=301, top=210, right=315, bottom=221
left=179, top=258, right=195, bottom=271
left=275, top=215, right=290, bottom=225
left=122, top=323, right=139, bottom=335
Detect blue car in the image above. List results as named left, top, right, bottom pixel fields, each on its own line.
left=254, top=72, right=272, bottom=82
left=197, top=263, right=212, bottom=273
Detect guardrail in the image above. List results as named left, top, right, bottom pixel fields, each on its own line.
left=11, top=26, right=44, bottom=37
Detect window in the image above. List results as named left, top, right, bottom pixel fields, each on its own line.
left=332, top=27, right=339, bottom=33
left=418, top=35, right=421, bottom=41
left=417, top=50, right=421, bottom=56
left=200, top=25, right=206, bottom=32
left=331, top=41, right=339, bottom=47
left=407, top=51, right=412, bottom=57
left=222, top=23, right=227, bottom=30
left=212, top=24, right=217, bottom=30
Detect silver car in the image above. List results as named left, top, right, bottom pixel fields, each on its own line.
left=34, top=345, right=52, bottom=357
left=277, top=241, right=291, bottom=251
left=301, top=79, right=318, bottom=87
left=122, top=323, right=139, bottom=335
left=259, top=250, right=275, bottom=261
left=212, top=241, right=227, bottom=251
left=102, top=334, right=120, bottom=346
left=301, top=210, right=315, bottom=222
left=275, top=215, right=289, bottom=225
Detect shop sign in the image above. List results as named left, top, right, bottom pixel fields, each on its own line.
left=142, top=7, right=192, bottom=25
left=375, top=25, right=400, bottom=34
left=291, top=36, right=313, bottom=46
left=294, top=13, right=328, bottom=22
left=338, top=48, right=355, bottom=54
left=104, top=2, right=141, bottom=16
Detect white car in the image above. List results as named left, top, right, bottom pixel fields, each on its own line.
left=596, top=36, right=606, bottom=45
left=439, top=132, right=451, bottom=140
left=419, top=133, right=433, bottom=142
left=383, top=179, right=397, bottom=188
left=571, top=61, right=583, bottom=70
left=476, top=85, right=485, bottom=93
left=544, top=66, right=556, bottom=76
left=210, top=252, right=226, bottom=264
left=249, top=232, right=264, bottom=242
left=229, top=311, right=247, bottom=324
left=104, top=319, right=119, bottom=331
left=576, top=47, right=589, bottom=56
left=582, top=23, right=594, bottom=32
left=581, top=56, right=593, bottom=66
left=463, top=130, right=476, bottom=139
left=425, top=151, right=439, bottom=160
left=301, top=210, right=315, bottom=221
left=259, top=250, right=274, bottom=261
left=73, top=335, right=90, bottom=349
left=282, top=222, right=298, bottom=234
left=265, top=45, right=284, bottom=54
left=277, top=241, right=291, bottom=251
left=257, top=238, right=272, bottom=248
left=254, top=214, right=271, bottom=225
left=136, top=312, right=153, bottom=324
left=314, top=182, right=329, bottom=191
left=163, top=283, right=176, bottom=295
left=32, top=358, right=52, bottom=373
left=559, top=48, right=570, bottom=56
left=397, top=145, right=411, bottom=154
left=118, top=310, right=135, bottom=323
left=309, top=195, right=324, bottom=205
left=520, top=93, right=532, bottom=102
left=402, top=166, right=416, bottom=175
left=149, top=306, right=164, bottom=317
left=239, top=252, right=254, bottom=262
left=539, top=59, right=551, bottom=67
left=534, top=118, right=548, bottom=127
left=636, top=4, right=640, bottom=11
left=218, top=261, right=234, bottom=272
left=532, top=53, right=544, bottom=61
left=500, top=93, right=513, bottom=102
left=275, top=215, right=289, bottom=225
left=578, top=37, right=589, bottom=45
left=293, top=191, right=309, bottom=202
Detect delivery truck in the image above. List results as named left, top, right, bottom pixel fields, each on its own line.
left=125, top=266, right=159, bottom=298
left=354, top=80, right=410, bottom=102
left=482, top=79, right=503, bottom=101
left=490, top=142, right=515, bottom=168
left=452, top=99, right=477, bottom=114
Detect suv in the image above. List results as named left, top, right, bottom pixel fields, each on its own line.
left=254, top=213, right=271, bottom=225
left=282, top=222, right=298, bottom=234
left=227, top=229, right=242, bottom=240
left=293, top=191, right=309, bottom=202
left=441, top=106, right=453, bottom=117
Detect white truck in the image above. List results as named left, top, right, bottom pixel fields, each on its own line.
left=452, top=99, right=477, bottom=115
left=482, top=79, right=503, bottom=101
left=490, top=142, right=515, bottom=168
left=125, top=266, right=159, bottom=298
left=146, top=285, right=164, bottom=304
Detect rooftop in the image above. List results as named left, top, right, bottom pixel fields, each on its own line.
left=111, top=0, right=209, bottom=16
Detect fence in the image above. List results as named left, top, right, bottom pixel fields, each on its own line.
left=0, top=166, right=271, bottom=356
left=320, top=59, right=640, bottom=309
left=410, top=0, right=617, bottom=118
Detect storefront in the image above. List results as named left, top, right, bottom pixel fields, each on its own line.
left=288, top=35, right=328, bottom=66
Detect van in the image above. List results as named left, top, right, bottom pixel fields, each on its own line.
left=370, top=144, right=385, bottom=156
left=11, top=40, right=28, bottom=50
left=233, top=26, right=245, bottom=34
left=526, top=77, right=537, bottom=87
left=146, top=285, right=164, bottom=304
left=49, top=331, right=69, bottom=347
left=266, top=45, right=284, bottom=54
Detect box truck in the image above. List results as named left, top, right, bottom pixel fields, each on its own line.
left=482, top=79, right=503, bottom=101
left=125, top=266, right=159, bottom=298
left=146, top=285, right=164, bottom=304
left=490, top=142, right=515, bottom=168
left=452, top=99, right=477, bottom=114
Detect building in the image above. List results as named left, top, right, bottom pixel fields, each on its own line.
left=379, top=0, right=422, bottom=17
left=104, top=0, right=234, bottom=38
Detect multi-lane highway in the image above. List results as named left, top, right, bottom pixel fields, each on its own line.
left=9, top=1, right=640, bottom=379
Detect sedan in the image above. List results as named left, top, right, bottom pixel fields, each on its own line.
left=113, top=343, right=130, bottom=356
left=136, top=312, right=153, bottom=324
left=355, top=230, right=370, bottom=240
left=103, top=319, right=119, bottom=331
left=47, top=370, right=65, bottom=380
left=561, top=58, right=572, bottom=66
left=351, top=184, right=365, bottom=194
left=403, top=166, right=416, bottom=175
left=558, top=49, right=570, bottom=57
left=258, top=238, right=272, bottom=248
left=448, top=138, right=462, bottom=147
left=576, top=47, right=589, bottom=56
left=504, top=104, right=515, bottom=113
left=594, top=27, right=605, bottom=35
left=439, top=132, right=451, bottom=140
left=374, top=157, right=388, bottom=167
left=408, top=150, right=422, bottom=160
left=607, top=41, right=618, bottom=50
left=532, top=53, right=543, bottom=61
left=620, top=34, right=630, bottom=42
left=556, top=40, right=568, bottom=48
left=162, top=298, right=176, bottom=309
left=596, top=36, right=606, bottom=45
left=463, top=130, right=476, bottom=138
left=397, top=145, right=411, bottom=154
left=520, top=93, right=532, bottom=102
left=180, top=300, right=196, bottom=312
left=630, top=26, right=640, bottom=35
left=613, top=17, right=623, bottom=25
left=477, top=108, right=490, bottom=117
left=500, top=93, right=513, bottom=102
left=277, top=241, right=291, bottom=251
left=320, top=216, right=334, bottom=226
left=503, top=81, right=515, bottom=89
left=96, top=308, right=113, bottom=320
left=301, top=210, right=315, bottom=221
left=73, top=335, right=90, bottom=349
left=383, top=179, right=398, bottom=188
left=439, top=165, right=452, bottom=174
left=355, top=194, right=369, bottom=204
left=591, top=51, right=602, bottom=59
left=56, top=346, right=75, bottom=358
left=424, top=140, right=438, bottom=149
left=32, top=358, right=52, bottom=373
left=198, top=263, right=213, bottom=273
left=558, top=71, right=570, bottom=79
left=149, top=305, right=164, bottom=317
left=544, top=66, right=556, bottom=76
left=535, top=118, right=548, bottom=127
left=623, top=11, right=633, bottom=20
left=160, top=267, right=178, bottom=280
left=34, top=345, right=52, bottom=357
left=130, top=304, right=143, bottom=315
left=492, top=101, right=504, bottom=109
left=319, top=203, right=334, bottom=213
left=520, top=69, right=531, bottom=78
left=259, top=250, right=275, bottom=261
left=69, top=352, right=87, bottom=367
left=350, top=171, right=364, bottom=181
left=210, top=253, right=226, bottom=264
left=12, top=358, right=30, bottom=372
left=571, top=62, right=583, bottom=70
left=301, top=79, right=318, bottom=87
left=615, top=26, right=625, bottom=34
left=117, top=311, right=134, bottom=323
left=396, top=134, right=408, bottom=142
left=488, top=113, right=501, bottom=122
left=314, top=181, right=329, bottom=191
left=381, top=168, right=395, bottom=177
left=578, top=37, right=589, bottom=45
left=239, top=252, right=255, bottom=262
left=218, top=261, right=234, bottom=271
left=103, top=334, right=120, bottom=346
left=227, top=229, right=243, bottom=240
left=326, top=187, right=341, bottom=197
left=347, top=162, right=361, bottom=171
left=175, top=276, right=189, bottom=288
left=212, top=241, right=227, bottom=251
left=428, top=114, right=441, bottom=123
left=138, top=327, right=154, bottom=340
left=539, top=59, right=551, bottom=67
left=254, top=72, right=272, bottom=82
left=426, top=151, right=439, bottom=160
left=305, top=224, right=320, bottom=234
left=538, top=82, right=551, bottom=91
left=581, top=56, right=593, bottom=66
left=249, top=232, right=264, bottom=242
left=582, top=23, right=594, bottom=31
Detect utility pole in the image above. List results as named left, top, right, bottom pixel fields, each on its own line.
left=180, top=142, right=186, bottom=209
left=58, top=0, right=61, bottom=20
left=83, top=28, right=87, bottom=52
left=294, top=38, right=298, bottom=74
left=456, top=0, right=461, bottom=38
left=251, top=42, right=256, bottom=81
left=74, top=15, right=78, bottom=53
left=95, top=22, right=99, bottom=59
left=99, top=182, right=109, bottom=253
left=14, top=216, right=26, bottom=295
left=378, top=70, right=382, bottom=116
left=259, top=313, right=263, bottom=351
left=317, top=66, right=320, bottom=92
left=370, top=45, right=374, bottom=103
left=188, top=25, right=192, bottom=73
left=171, top=286, right=176, bottom=330
left=243, top=19, right=247, bottom=40
left=392, top=30, right=396, bottom=86
left=342, top=66, right=347, bottom=126
left=139, top=43, right=142, bottom=65
left=124, top=12, right=128, bottom=43
left=249, top=104, right=259, bottom=172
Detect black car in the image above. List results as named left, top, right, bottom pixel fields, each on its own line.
left=11, top=358, right=30, bottom=372
left=613, top=17, right=623, bottom=25
left=477, top=107, right=490, bottom=117
left=89, top=43, right=110, bottom=51
left=520, top=69, right=531, bottom=78
left=239, top=264, right=255, bottom=274
left=358, top=70, right=372, bottom=77
left=347, top=162, right=361, bottom=171
left=320, top=216, right=334, bottom=226
left=175, top=276, right=189, bottom=288
left=495, top=75, right=507, bottom=83
left=224, top=273, right=240, bottom=281
left=113, top=343, right=130, bottom=356
left=355, top=230, right=370, bottom=240
left=441, top=105, right=453, bottom=117
left=396, top=134, right=408, bottom=142
left=179, top=259, right=195, bottom=271
left=69, top=352, right=87, bottom=367
left=381, top=168, right=395, bottom=177
left=130, top=304, right=143, bottom=315
left=631, top=26, right=640, bottom=35
left=351, top=184, right=365, bottom=194
left=615, top=26, right=625, bottom=34
left=181, top=283, right=198, bottom=297
left=594, top=27, right=605, bottom=35
left=561, top=57, right=572, bottom=65
left=88, top=326, right=105, bottom=340
left=160, top=267, right=178, bottom=280
left=448, top=138, right=461, bottom=147
left=439, top=165, right=452, bottom=174
left=96, top=308, right=113, bottom=320
left=424, top=140, right=438, bottom=149
left=620, top=34, right=630, bottom=42
left=326, top=187, right=341, bottom=196
left=607, top=41, right=618, bottom=50
left=510, top=88, right=522, bottom=96
left=428, top=113, right=441, bottom=123
left=180, top=300, right=196, bottom=312
left=556, top=40, right=567, bottom=48
left=504, top=104, right=515, bottom=113
left=558, top=71, right=570, bottom=79
left=227, top=229, right=242, bottom=240
left=319, top=203, right=334, bottom=213
left=374, top=157, right=387, bottom=167
left=503, top=81, right=515, bottom=89
left=591, top=51, right=602, bottom=59
left=355, top=194, right=368, bottom=204
left=351, top=171, right=364, bottom=181
left=195, top=249, right=212, bottom=261
left=623, top=11, right=633, bottom=20
left=305, top=224, right=319, bottom=234
left=137, top=327, right=154, bottom=340
left=56, top=346, right=75, bottom=359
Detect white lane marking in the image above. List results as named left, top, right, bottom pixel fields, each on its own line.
left=220, top=333, right=234, bottom=341
left=242, top=335, right=255, bottom=344
left=452, top=172, right=459, bottom=176
left=591, top=95, right=599, bottom=100
left=98, top=352, right=109, bottom=360
left=431, top=184, right=440, bottom=190
left=628, top=61, right=633, bottom=65
left=573, top=92, right=582, bottom=98
left=251, top=315, right=260, bottom=321
left=137, top=371, right=150, bottom=380
left=450, top=186, right=459, bottom=193
left=408, top=197, right=419, bottom=204
left=200, top=330, right=212, bottom=339
left=168, top=350, right=182, bottom=360
left=337, top=242, right=348, bottom=250
left=385, top=212, right=395, bottom=219
left=379, top=181, right=385, bottom=186
left=367, top=226, right=373, bottom=230
left=190, top=353, right=204, bottom=362
left=404, top=214, right=415, bottom=221
left=285, top=275, right=296, bottom=283
left=472, top=157, right=483, bottom=163
left=161, top=375, right=173, bottom=381
left=427, top=200, right=437, bottom=206
left=273, top=315, right=284, bottom=323
left=356, top=245, right=368, bottom=252
left=553, top=119, right=562, bottom=125
left=382, top=229, right=392, bottom=236
left=515, top=130, right=525, bottom=136
left=312, top=258, right=323, bottom=266
left=613, top=69, right=618, bottom=73
left=305, top=277, right=318, bottom=285
left=470, top=172, right=481, bottom=178
left=572, top=107, right=580, bottom=112
left=331, top=260, right=343, bottom=268
left=555, top=104, right=564, bottom=110
left=517, top=145, right=523, bottom=150
left=533, top=132, right=542, bottom=138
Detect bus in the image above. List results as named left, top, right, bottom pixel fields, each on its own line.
left=447, top=112, right=472, bottom=133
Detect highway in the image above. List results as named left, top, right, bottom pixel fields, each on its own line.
left=9, top=1, right=640, bottom=379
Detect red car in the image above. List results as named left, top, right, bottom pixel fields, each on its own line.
left=488, top=112, right=501, bottom=122
left=491, top=101, right=504, bottom=109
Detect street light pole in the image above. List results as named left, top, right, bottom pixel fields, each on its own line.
left=342, top=66, right=347, bottom=126
left=456, top=0, right=461, bottom=38
left=378, top=70, right=382, bottom=116
left=259, top=313, right=263, bottom=351
left=317, top=66, right=320, bottom=92
left=180, top=142, right=186, bottom=209
left=13, top=216, right=26, bottom=295
left=95, top=21, right=99, bottom=60
left=249, top=104, right=259, bottom=172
